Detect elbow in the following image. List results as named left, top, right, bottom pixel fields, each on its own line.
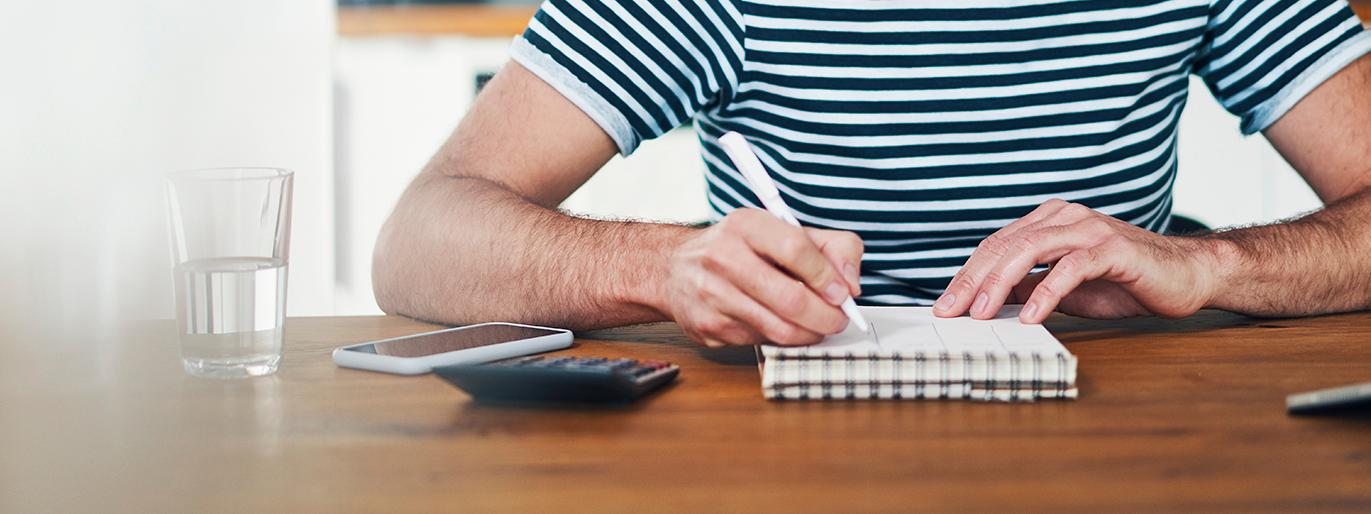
left=371, top=271, right=401, bottom=317
left=371, top=220, right=407, bottom=316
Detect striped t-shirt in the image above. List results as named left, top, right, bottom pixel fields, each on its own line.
left=511, top=0, right=1371, bottom=305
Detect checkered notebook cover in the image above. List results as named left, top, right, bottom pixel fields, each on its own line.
left=759, top=306, right=1077, bottom=401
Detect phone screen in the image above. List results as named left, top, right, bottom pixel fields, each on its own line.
left=342, top=324, right=562, bottom=358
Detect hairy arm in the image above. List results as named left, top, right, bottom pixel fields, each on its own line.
left=1203, top=54, right=1371, bottom=316
left=372, top=62, right=686, bottom=329
left=374, top=61, right=863, bottom=344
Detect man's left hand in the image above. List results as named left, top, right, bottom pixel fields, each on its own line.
left=932, top=199, right=1230, bottom=324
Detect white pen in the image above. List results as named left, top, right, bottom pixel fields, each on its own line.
left=717, top=131, right=872, bottom=335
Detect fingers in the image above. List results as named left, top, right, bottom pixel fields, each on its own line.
left=703, top=244, right=847, bottom=337
left=1020, top=246, right=1120, bottom=324
left=694, top=270, right=825, bottom=346
left=969, top=224, right=1104, bottom=320
left=691, top=319, right=764, bottom=348
left=691, top=316, right=768, bottom=348
left=805, top=227, right=864, bottom=296
left=1009, top=270, right=1047, bottom=304
left=670, top=208, right=868, bottom=349
left=934, top=199, right=1075, bottom=317
left=724, top=209, right=850, bottom=307
left=935, top=200, right=1112, bottom=319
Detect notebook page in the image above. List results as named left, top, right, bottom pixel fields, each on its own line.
left=762, top=305, right=1068, bottom=358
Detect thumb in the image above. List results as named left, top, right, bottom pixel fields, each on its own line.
left=804, top=227, right=863, bottom=296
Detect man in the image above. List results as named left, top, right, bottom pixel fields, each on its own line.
left=374, top=0, right=1371, bottom=348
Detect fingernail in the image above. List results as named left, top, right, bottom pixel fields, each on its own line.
left=843, top=263, right=860, bottom=291
left=1021, top=302, right=1039, bottom=322
left=824, top=281, right=847, bottom=304
left=934, top=293, right=956, bottom=311
left=972, top=292, right=989, bottom=316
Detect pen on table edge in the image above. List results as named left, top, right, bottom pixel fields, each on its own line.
left=717, top=130, right=872, bottom=335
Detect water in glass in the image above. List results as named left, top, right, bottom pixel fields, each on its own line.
left=174, top=256, right=287, bottom=377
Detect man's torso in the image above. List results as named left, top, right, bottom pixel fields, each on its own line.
left=696, top=0, right=1209, bottom=303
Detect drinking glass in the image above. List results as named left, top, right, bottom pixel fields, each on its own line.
left=166, top=168, right=293, bottom=378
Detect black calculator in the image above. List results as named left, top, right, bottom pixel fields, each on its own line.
left=433, top=356, right=679, bottom=404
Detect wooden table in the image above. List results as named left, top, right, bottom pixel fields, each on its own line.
left=4, top=311, right=1370, bottom=512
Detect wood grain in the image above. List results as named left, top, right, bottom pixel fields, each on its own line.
left=3, top=311, right=1369, bottom=513
left=337, top=5, right=537, bottom=38
left=335, top=2, right=1371, bottom=38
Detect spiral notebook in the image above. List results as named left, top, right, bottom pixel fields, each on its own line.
left=759, top=305, right=1077, bottom=401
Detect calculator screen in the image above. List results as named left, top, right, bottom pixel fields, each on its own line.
left=343, top=324, right=563, bottom=358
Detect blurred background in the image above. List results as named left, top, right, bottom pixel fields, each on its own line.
left=2, top=0, right=1368, bottom=340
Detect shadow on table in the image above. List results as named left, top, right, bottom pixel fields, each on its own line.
left=449, top=378, right=682, bottom=413
left=1046, top=310, right=1257, bottom=338
left=1038, top=310, right=1363, bottom=348
left=1290, top=411, right=1371, bottom=424
left=576, top=322, right=687, bottom=345
left=577, top=322, right=760, bottom=366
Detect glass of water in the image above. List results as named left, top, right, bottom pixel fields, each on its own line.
left=166, top=167, right=292, bottom=378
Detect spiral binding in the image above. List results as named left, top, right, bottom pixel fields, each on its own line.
left=763, top=349, right=1076, bottom=401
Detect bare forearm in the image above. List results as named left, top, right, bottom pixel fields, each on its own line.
left=372, top=173, right=692, bottom=329
left=1204, top=188, right=1371, bottom=317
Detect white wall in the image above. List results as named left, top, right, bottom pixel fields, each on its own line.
left=1174, top=77, right=1321, bottom=228
left=333, top=37, right=507, bottom=315
left=0, top=0, right=335, bottom=343
left=334, top=37, right=711, bottom=315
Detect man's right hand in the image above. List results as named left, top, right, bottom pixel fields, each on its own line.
left=659, top=208, right=864, bottom=348
left=375, top=62, right=864, bottom=337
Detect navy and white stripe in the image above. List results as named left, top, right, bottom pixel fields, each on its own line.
left=511, top=0, right=1371, bottom=305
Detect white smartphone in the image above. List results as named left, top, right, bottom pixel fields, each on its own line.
left=332, top=322, right=573, bottom=375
